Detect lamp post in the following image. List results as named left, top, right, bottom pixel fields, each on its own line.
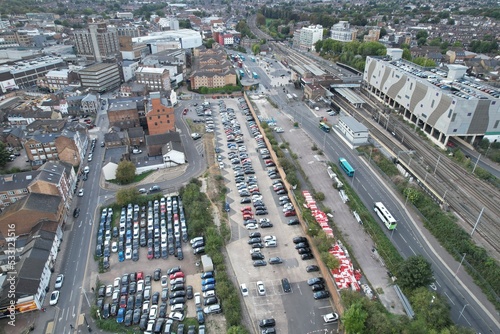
left=83, top=315, right=92, bottom=332
left=454, top=253, right=466, bottom=278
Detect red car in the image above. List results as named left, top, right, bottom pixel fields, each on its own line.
left=169, top=271, right=185, bottom=280
left=137, top=271, right=144, bottom=280
left=243, top=214, right=254, bottom=220
left=240, top=206, right=252, bottom=212
left=284, top=210, right=297, bottom=217
left=183, top=108, right=188, bottom=115
left=147, top=247, right=154, bottom=260
left=119, top=295, right=127, bottom=308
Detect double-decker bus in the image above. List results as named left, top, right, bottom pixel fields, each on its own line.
left=252, top=72, right=258, bottom=79
left=319, top=122, right=330, bottom=133
left=239, top=70, right=245, bottom=78
left=338, top=157, right=354, bottom=177
left=373, top=202, right=397, bottom=230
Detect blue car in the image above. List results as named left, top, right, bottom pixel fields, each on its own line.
left=200, top=271, right=213, bottom=279
left=118, top=251, right=124, bottom=262
left=196, top=307, right=205, bottom=324
left=116, top=308, right=125, bottom=323
left=201, top=278, right=215, bottom=286
left=201, top=284, right=215, bottom=292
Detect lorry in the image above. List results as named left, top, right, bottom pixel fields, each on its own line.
left=327, top=166, right=344, bottom=189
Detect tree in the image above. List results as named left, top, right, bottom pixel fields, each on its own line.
left=204, top=38, right=215, bottom=48
left=0, top=143, right=10, bottom=167
left=256, top=13, right=266, bottom=26
left=115, top=160, right=136, bottom=184
left=396, top=255, right=434, bottom=291
left=251, top=43, right=261, bottom=55
left=410, top=287, right=452, bottom=331
left=342, top=301, right=367, bottom=334
left=116, top=187, right=140, bottom=206
left=226, top=326, right=250, bottom=334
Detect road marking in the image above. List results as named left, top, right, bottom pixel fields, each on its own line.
left=318, top=305, right=331, bottom=309
left=72, top=305, right=76, bottom=318
left=444, top=291, right=455, bottom=305
left=69, top=290, right=73, bottom=302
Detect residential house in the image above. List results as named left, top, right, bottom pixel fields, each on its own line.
left=26, top=119, right=66, bottom=134
left=162, top=139, right=185, bottom=167
left=127, top=127, right=145, bottom=147
left=145, top=92, right=175, bottom=135
left=1, top=127, right=25, bottom=149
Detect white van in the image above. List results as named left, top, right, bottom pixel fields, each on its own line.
left=194, top=292, right=201, bottom=306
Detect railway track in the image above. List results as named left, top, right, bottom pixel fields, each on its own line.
left=335, top=96, right=500, bottom=259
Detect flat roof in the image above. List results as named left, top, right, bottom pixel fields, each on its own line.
left=335, top=88, right=366, bottom=105
left=339, top=116, right=368, bottom=133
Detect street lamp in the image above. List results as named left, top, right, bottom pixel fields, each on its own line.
left=83, top=315, right=92, bottom=333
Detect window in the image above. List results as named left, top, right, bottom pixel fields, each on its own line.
left=448, top=110, right=452, bottom=118
left=451, top=113, right=457, bottom=122
left=453, top=129, right=457, bottom=132
left=494, top=120, right=499, bottom=129
left=431, top=100, right=435, bottom=108
left=467, top=113, right=471, bottom=116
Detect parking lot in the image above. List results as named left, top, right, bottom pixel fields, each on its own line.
left=206, top=97, right=338, bottom=333
left=93, top=196, right=223, bottom=332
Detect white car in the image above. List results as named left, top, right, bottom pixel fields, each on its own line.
left=252, top=195, right=263, bottom=202
left=249, top=248, right=261, bottom=254
left=194, top=293, right=201, bottom=306
left=171, top=304, right=184, bottom=312
left=137, top=280, right=144, bottom=293
left=202, top=290, right=215, bottom=298
left=125, top=248, right=132, bottom=260
left=87, top=154, right=93, bottom=162
left=259, top=218, right=270, bottom=224
left=83, top=166, right=90, bottom=173
left=263, top=236, right=276, bottom=242
left=219, top=162, right=224, bottom=169
left=54, top=274, right=64, bottom=289
left=168, top=312, right=185, bottom=321
left=111, top=242, right=118, bottom=253
left=132, top=148, right=142, bottom=154
left=78, top=189, right=84, bottom=197
left=49, top=290, right=60, bottom=305
left=113, top=277, right=121, bottom=290
left=323, top=312, right=339, bottom=323
left=246, top=224, right=258, bottom=230
left=149, top=305, right=158, bottom=319
left=257, top=281, right=266, bottom=296
left=240, top=284, right=249, bottom=297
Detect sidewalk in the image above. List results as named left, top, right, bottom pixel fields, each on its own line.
left=251, top=94, right=406, bottom=314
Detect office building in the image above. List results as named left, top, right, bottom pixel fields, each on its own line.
left=73, top=22, right=120, bottom=62
left=330, top=21, right=357, bottom=42
left=293, top=25, right=323, bottom=51
left=78, top=63, right=121, bottom=93
left=135, top=67, right=171, bottom=92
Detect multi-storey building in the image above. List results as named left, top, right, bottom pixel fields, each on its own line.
left=293, top=25, right=323, bottom=51
left=107, top=101, right=140, bottom=129
left=146, top=92, right=175, bottom=135
left=116, top=26, right=141, bottom=37
left=330, top=21, right=357, bottom=42
left=363, top=29, right=380, bottom=42
left=78, top=63, right=121, bottom=93
left=43, top=69, right=79, bottom=91
left=363, top=53, right=500, bottom=146
left=0, top=171, right=40, bottom=209
left=136, top=67, right=171, bottom=92
left=73, top=22, right=120, bottom=62
left=190, top=44, right=237, bottom=89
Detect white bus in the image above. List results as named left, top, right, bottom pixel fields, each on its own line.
left=373, top=202, right=397, bottom=230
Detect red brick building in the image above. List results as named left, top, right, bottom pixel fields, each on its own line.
left=146, top=92, right=175, bottom=135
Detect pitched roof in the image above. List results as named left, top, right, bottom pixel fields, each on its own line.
left=146, top=131, right=180, bottom=146
left=0, top=171, right=40, bottom=191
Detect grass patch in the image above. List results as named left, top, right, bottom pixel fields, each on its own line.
left=107, top=170, right=154, bottom=185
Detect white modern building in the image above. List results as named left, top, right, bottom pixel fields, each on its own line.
left=330, top=21, right=357, bottom=42
left=293, top=25, right=323, bottom=51
left=158, top=17, right=180, bottom=31
left=132, top=29, right=202, bottom=49
left=337, top=116, right=369, bottom=146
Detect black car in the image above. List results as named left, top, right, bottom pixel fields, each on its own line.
left=102, top=303, right=110, bottom=319
left=251, top=252, right=265, bottom=260
left=132, top=249, right=139, bottom=261
left=307, top=277, right=325, bottom=286
left=151, top=292, right=160, bottom=305
left=169, top=296, right=185, bottom=305
left=248, top=237, right=261, bottom=244
left=288, top=218, right=300, bottom=225
left=121, top=274, right=129, bottom=286
left=295, top=242, right=309, bottom=249
left=144, top=275, right=152, bottom=286
left=133, top=309, right=141, bottom=324
left=171, top=283, right=185, bottom=292
left=186, top=285, right=194, bottom=299
left=255, top=210, right=268, bottom=216
left=281, top=278, right=291, bottom=293
left=259, top=318, right=276, bottom=328
left=110, top=302, right=118, bottom=317
left=251, top=243, right=264, bottom=249
left=167, top=266, right=181, bottom=275
left=240, top=197, right=251, bottom=204
left=306, top=265, right=320, bottom=272
left=268, top=257, right=283, bottom=264
left=159, top=303, right=168, bottom=318
left=129, top=282, right=137, bottom=295
left=311, top=284, right=325, bottom=292
left=313, top=290, right=330, bottom=300
left=139, top=314, right=149, bottom=330
left=169, top=291, right=186, bottom=299
left=260, top=222, right=273, bottom=228
left=153, top=268, right=162, bottom=281
left=204, top=296, right=218, bottom=306
left=249, top=232, right=261, bottom=238
left=126, top=295, right=135, bottom=310
left=253, top=260, right=267, bottom=267
left=124, top=309, right=133, bottom=326
left=293, top=236, right=307, bottom=244
left=135, top=293, right=143, bottom=309
left=301, top=252, right=314, bottom=260
left=73, top=208, right=80, bottom=218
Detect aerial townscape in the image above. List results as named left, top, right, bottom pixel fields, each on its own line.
left=0, top=0, right=499, bottom=333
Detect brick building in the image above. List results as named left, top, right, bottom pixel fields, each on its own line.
left=107, top=101, right=140, bottom=129
left=146, top=92, right=175, bottom=135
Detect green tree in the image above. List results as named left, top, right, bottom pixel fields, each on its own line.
left=227, top=326, right=250, bottom=334
left=204, top=38, right=215, bottom=48
left=251, top=43, right=261, bottom=55
left=115, top=160, right=136, bottom=184
left=416, top=30, right=428, bottom=40
left=396, top=255, right=434, bottom=291
left=256, top=12, right=266, bottom=26
left=342, top=301, right=367, bottom=334
left=115, top=187, right=139, bottom=207
left=410, top=287, right=452, bottom=331
left=0, top=142, right=11, bottom=167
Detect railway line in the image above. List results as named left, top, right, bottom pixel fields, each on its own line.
left=334, top=95, right=500, bottom=259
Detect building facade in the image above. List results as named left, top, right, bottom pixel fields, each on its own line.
left=107, top=101, right=140, bottom=129
left=363, top=55, right=500, bottom=146
left=293, top=25, right=323, bottom=50
left=78, top=63, right=121, bottom=93
left=73, top=22, right=120, bottom=62
left=330, top=21, right=357, bottom=42
left=135, top=67, right=171, bottom=92
left=146, top=92, right=175, bottom=135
